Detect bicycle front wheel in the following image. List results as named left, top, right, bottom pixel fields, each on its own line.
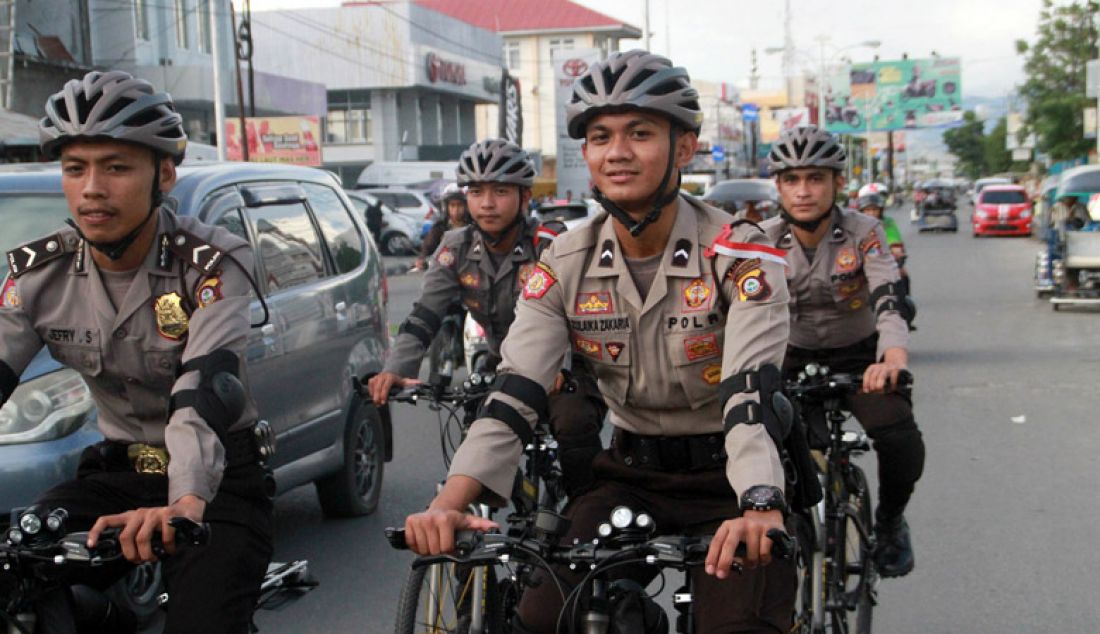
left=831, top=467, right=875, bottom=634
left=394, top=562, right=499, bottom=634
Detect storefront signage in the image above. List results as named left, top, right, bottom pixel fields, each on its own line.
left=426, top=52, right=466, bottom=86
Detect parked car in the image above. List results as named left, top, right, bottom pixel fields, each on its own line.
left=701, top=179, right=779, bottom=216
left=969, top=176, right=1012, bottom=206
left=971, top=185, right=1033, bottom=237
left=0, top=161, right=393, bottom=520
left=345, top=189, right=422, bottom=255
left=359, top=185, right=438, bottom=226
left=532, top=201, right=598, bottom=231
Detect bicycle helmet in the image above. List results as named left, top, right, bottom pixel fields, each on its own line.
left=767, top=125, right=846, bottom=174
left=441, top=182, right=466, bottom=203
left=456, top=139, right=536, bottom=188
left=40, top=70, right=187, bottom=164
left=565, top=50, right=702, bottom=139
left=858, top=193, right=886, bottom=211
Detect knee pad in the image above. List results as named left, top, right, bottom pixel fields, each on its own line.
left=866, top=418, right=925, bottom=485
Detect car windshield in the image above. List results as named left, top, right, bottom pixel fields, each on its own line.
left=982, top=190, right=1027, bottom=204
left=535, top=205, right=588, bottom=222
left=0, top=194, right=71, bottom=278
left=705, top=181, right=776, bottom=203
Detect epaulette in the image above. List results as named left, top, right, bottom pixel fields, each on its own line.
left=165, top=229, right=225, bottom=275
left=6, top=234, right=68, bottom=278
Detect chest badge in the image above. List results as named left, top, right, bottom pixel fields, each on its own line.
left=436, top=247, right=455, bottom=268
left=459, top=271, right=480, bottom=289
left=575, top=291, right=613, bottom=315
left=682, top=278, right=711, bottom=311
left=153, top=292, right=189, bottom=341
left=517, top=263, right=535, bottom=289
left=606, top=341, right=624, bottom=361
left=835, top=247, right=859, bottom=273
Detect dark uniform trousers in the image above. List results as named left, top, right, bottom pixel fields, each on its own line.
left=516, top=447, right=796, bottom=634
left=36, top=443, right=274, bottom=634
left=783, top=335, right=925, bottom=518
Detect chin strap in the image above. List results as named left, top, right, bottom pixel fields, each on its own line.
left=780, top=204, right=833, bottom=232
left=594, top=128, right=682, bottom=238
left=476, top=199, right=527, bottom=248
left=65, top=157, right=164, bottom=261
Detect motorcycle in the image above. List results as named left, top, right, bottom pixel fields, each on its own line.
left=824, top=97, right=863, bottom=128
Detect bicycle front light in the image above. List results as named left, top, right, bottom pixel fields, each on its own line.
left=0, top=369, right=94, bottom=445
left=18, top=513, right=41, bottom=536
left=610, top=506, right=634, bottom=529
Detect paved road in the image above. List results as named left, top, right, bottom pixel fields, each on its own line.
left=255, top=209, right=1100, bottom=633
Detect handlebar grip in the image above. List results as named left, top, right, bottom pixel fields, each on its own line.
left=383, top=527, right=481, bottom=555
left=168, top=517, right=210, bottom=547
left=766, top=528, right=794, bottom=561
left=385, top=527, right=409, bottom=550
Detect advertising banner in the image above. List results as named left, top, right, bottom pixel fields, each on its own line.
left=225, top=116, right=322, bottom=166
left=822, top=57, right=963, bottom=133
left=554, top=49, right=601, bottom=200
left=499, top=68, right=523, bottom=146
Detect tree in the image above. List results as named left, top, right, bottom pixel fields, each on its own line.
left=943, top=110, right=987, bottom=179
left=984, top=117, right=1030, bottom=174
left=1015, top=0, right=1099, bottom=160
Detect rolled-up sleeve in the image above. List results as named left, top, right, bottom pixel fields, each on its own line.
left=717, top=228, right=789, bottom=498
left=165, top=246, right=254, bottom=504
left=384, top=246, right=461, bottom=378
left=861, top=224, right=909, bottom=358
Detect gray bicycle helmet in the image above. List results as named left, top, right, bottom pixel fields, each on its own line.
left=565, top=50, right=703, bottom=139
left=40, top=70, right=187, bottom=164
left=456, top=139, right=536, bottom=188
left=767, top=125, right=847, bottom=174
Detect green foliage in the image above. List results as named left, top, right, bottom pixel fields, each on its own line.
left=943, top=111, right=987, bottom=179
left=1015, top=0, right=1098, bottom=160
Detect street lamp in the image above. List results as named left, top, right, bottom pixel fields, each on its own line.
left=766, top=39, right=880, bottom=130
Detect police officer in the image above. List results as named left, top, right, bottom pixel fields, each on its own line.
left=414, top=182, right=469, bottom=271
left=368, top=139, right=606, bottom=497
left=762, top=125, right=925, bottom=578
left=0, top=70, right=271, bottom=632
left=403, top=50, right=796, bottom=633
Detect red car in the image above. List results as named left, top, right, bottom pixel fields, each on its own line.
left=972, top=185, right=1033, bottom=236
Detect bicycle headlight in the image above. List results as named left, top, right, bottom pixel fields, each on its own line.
left=470, top=373, right=483, bottom=386
left=804, top=363, right=819, bottom=377
left=597, top=522, right=613, bottom=538
left=610, top=506, right=634, bottom=529
left=0, top=369, right=93, bottom=445
left=635, top=513, right=653, bottom=530
left=7, top=527, right=22, bottom=544
left=18, top=513, right=41, bottom=536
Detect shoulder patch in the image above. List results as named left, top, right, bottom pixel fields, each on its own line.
left=522, top=262, right=557, bottom=300
left=6, top=234, right=66, bottom=278
left=437, top=246, right=456, bottom=267
left=166, top=230, right=225, bottom=275
left=195, top=274, right=224, bottom=308
left=1, top=278, right=19, bottom=307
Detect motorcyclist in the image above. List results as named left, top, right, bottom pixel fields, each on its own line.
left=403, top=49, right=798, bottom=632
left=414, top=183, right=469, bottom=271
left=367, top=138, right=606, bottom=498
left=762, top=125, right=925, bottom=579
left=0, top=70, right=272, bottom=632
left=859, top=191, right=916, bottom=330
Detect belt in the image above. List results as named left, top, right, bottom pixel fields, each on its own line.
left=613, top=428, right=726, bottom=473
left=112, top=424, right=268, bottom=475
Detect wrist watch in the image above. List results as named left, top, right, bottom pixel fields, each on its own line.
left=739, top=485, right=787, bottom=513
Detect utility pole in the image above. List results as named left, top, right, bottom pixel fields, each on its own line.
left=782, top=0, right=793, bottom=99
left=230, top=1, right=249, bottom=161
left=210, top=0, right=226, bottom=161
left=750, top=48, right=759, bottom=90
left=643, top=0, right=650, bottom=50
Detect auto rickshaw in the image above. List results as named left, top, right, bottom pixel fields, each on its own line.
left=1039, top=165, right=1100, bottom=309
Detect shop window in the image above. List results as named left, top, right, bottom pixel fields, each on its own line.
left=134, top=0, right=150, bottom=40
left=505, top=41, right=520, bottom=70
left=175, top=0, right=189, bottom=49
left=198, top=0, right=211, bottom=53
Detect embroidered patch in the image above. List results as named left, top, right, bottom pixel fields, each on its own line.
left=736, top=267, right=771, bottom=302
left=153, top=292, right=189, bottom=341
left=1, top=278, right=19, bottom=308
left=573, top=335, right=602, bottom=360
left=672, top=239, right=692, bottom=267
left=464, top=297, right=481, bottom=311
left=195, top=275, right=223, bottom=309
left=599, top=240, right=615, bottom=267
left=436, top=247, right=455, bottom=267
left=835, top=247, right=859, bottom=273
left=860, top=236, right=883, bottom=257
left=838, top=280, right=863, bottom=298
left=606, top=341, right=624, bottom=361
left=575, top=291, right=613, bottom=315
left=702, top=363, right=722, bottom=385
left=459, top=271, right=480, bottom=289
left=682, top=278, right=712, bottom=312
left=522, top=262, right=557, bottom=300
left=516, top=263, right=535, bottom=289
left=849, top=298, right=865, bottom=310
left=684, top=333, right=720, bottom=362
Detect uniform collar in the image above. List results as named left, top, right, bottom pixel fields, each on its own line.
left=69, top=208, right=177, bottom=278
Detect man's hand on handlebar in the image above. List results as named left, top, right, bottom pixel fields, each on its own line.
left=367, top=371, right=420, bottom=406
left=87, top=494, right=206, bottom=563
left=404, top=508, right=498, bottom=556
left=704, top=509, right=785, bottom=579
left=862, top=347, right=909, bottom=394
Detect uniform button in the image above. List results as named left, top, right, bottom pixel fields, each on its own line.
left=158, top=357, right=172, bottom=369
left=711, top=453, right=722, bottom=461
left=624, top=456, right=634, bottom=466
left=113, top=328, right=126, bottom=339
left=125, top=377, right=139, bottom=384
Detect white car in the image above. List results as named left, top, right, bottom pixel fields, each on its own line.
left=345, top=190, right=422, bottom=255
left=360, top=186, right=438, bottom=226
left=532, top=201, right=599, bottom=231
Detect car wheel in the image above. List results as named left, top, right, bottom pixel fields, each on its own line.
left=316, top=398, right=385, bottom=517
left=384, top=233, right=413, bottom=256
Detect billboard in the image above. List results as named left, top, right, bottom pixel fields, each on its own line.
left=225, top=116, right=322, bottom=166
left=554, top=49, right=600, bottom=200
left=823, top=57, right=963, bottom=133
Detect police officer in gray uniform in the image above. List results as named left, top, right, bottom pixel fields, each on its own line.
left=368, top=139, right=606, bottom=497
left=0, top=71, right=271, bottom=632
left=404, top=51, right=798, bottom=633
left=762, top=125, right=925, bottom=578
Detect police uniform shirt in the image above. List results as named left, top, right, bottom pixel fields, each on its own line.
left=0, top=207, right=258, bottom=504
left=385, top=220, right=554, bottom=377
left=448, top=196, right=790, bottom=504
left=761, top=206, right=908, bottom=359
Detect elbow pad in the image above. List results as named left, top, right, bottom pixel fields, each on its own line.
left=169, top=349, right=246, bottom=442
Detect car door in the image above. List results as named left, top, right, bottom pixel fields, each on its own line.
left=235, top=183, right=347, bottom=469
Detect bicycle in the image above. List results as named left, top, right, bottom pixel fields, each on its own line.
left=387, top=374, right=567, bottom=634
left=386, top=506, right=794, bottom=633
left=427, top=309, right=469, bottom=386
left=785, top=364, right=913, bottom=634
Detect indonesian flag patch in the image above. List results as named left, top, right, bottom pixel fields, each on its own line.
left=704, top=225, right=787, bottom=266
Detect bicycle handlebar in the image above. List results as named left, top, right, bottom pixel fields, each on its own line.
left=3, top=517, right=209, bottom=566
left=785, top=367, right=913, bottom=400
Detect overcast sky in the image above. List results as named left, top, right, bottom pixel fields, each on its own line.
left=250, top=0, right=1046, bottom=99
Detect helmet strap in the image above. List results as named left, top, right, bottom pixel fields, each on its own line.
left=476, top=191, right=526, bottom=248
left=780, top=204, right=833, bottom=232
left=64, top=155, right=163, bottom=262
left=594, top=128, right=682, bottom=238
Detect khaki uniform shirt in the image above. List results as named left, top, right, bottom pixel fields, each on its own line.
left=761, top=206, right=908, bottom=359
left=386, top=220, right=555, bottom=377
left=0, top=208, right=258, bottom=504
left=449, top=196, right=790, bottom=504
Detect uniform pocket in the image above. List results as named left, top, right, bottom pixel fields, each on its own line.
left=144, top=346, right=183, bottom=389
left=45, top=342, right=103, bottom=377
left=570, top=331, right=630, bottom=405
left=665, top=328, right=723, bottom=409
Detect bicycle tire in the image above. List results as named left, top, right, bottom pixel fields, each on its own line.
left=428, top=320, right=461, bottom=385
left=788, top=512, right=819, bottom=634
left=828, top=467, right=874, bottom=634
left=394, top=561, right=499, bottom=634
